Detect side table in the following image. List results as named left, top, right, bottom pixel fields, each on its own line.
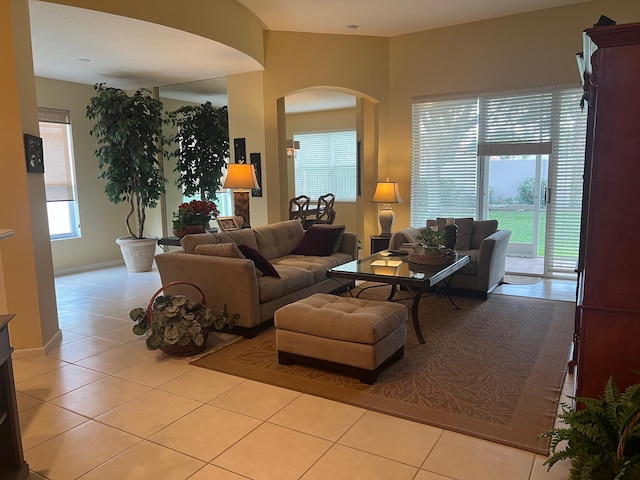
left=370, top=235, right=391, bottom=254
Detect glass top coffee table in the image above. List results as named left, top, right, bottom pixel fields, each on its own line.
left=327, top=251, right=470, bottom=344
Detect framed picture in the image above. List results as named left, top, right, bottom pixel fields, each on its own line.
left=250, top=152, right=262, bottom=197
left=216, top=216, right=240, bottom=232
left=233, top=138, right=246, bottom=164
left=24, top=134, right=44, bottom=173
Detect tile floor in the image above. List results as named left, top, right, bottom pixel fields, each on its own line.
left=13, top=266, right=576, bottom=480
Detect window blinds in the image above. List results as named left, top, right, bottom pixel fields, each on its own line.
left=293, top=130, right=357, bottom=202
left=38, top=108, right=76, bottom=202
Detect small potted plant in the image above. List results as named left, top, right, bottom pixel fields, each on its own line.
left=130, top=282, right=239, bottom=356
left=415, top=226, right=446, bottom=255
left=171, top=199, right=219, bottom=238
left=540, top=375, right=640, bottom=479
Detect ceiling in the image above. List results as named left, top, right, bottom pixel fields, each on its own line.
left=28, top=0, right=589, bottom=111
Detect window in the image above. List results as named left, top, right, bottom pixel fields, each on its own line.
left=293, top=130, right=357, bottom=202
left=411, top=87, right=586, bottom=276
left=38, top=108, right=80, bottom=239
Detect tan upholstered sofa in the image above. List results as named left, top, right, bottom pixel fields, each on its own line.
left=388, top=218, right=511, bottom=299
left=154, top=220, right=359, bottom=338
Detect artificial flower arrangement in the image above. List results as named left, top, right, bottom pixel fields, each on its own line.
left=172, top=199, right=219, bottom=233
left=416, top=226, right=445, bottom=248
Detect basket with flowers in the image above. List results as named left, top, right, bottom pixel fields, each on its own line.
left=172, top=199, right=219, bottom=237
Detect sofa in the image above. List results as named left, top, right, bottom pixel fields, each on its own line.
left=388, top=218, right=511, bottom=299
left=154, top=220, right=359, bottom=338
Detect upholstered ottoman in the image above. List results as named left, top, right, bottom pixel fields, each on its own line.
left=274, top=293, right=407, bottom=384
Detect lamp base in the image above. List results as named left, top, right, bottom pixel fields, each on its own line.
left=378, top=206, right=394, bottom=237
left=233, top=191, right=251, bottom=228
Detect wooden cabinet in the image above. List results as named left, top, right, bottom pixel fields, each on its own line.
left=370, top=235, right=391, bottom=254
left=0, top=314, right=29, bottom=479
left=575, top=22, right=640, bottom=400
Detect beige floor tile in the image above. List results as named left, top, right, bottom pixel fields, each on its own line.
left=75, top=340, right=156, bottom=374
left=112, top=353, right=196, bottom=387
left=422, top=431, right=534, bottom=480
left=269, top=394, right=365, bottom=441
left=12, top=356, right=67, bottom=384
left=63, top=315, right=130, bottom=336
left=16, top=363, right=106, bottom=401
left=213, top=422, right=332, bottom=480
left=302, top=444, right=418, bottom=480
left=25, top=420, right=140, bottom=479
left=16, top=391, right=43, bottom=412
left=413, top=471, right=454, bottom=480
left=187, top=464, right=251, bottom=480
left=92, top=322, right=142, bottom=343
left=49, top=376, right=151, bottom=417
left=149, top=404, right=261, bottom=461
left=19, top=403, right=88, bottom=450
left=210, top=379, right=300, bottom=420
left=77, top=440, right=205, bottom=480
left=530, top=454, right=571, bottom=479
left=46, top=330, right=87, bottom=348
left=158, top=367, right=245, bottom=402
left=339, top=410, right=443, bottom=467
left=95, top=389, right=202, bottom=438
left=46, top=336, right=120, bottom=363
left=27, top=471, right=48, bottom=479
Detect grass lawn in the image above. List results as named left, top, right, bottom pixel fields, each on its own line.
left=489, top=210, right=546, bottom=256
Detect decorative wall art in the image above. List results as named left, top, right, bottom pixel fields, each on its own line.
left=24, top=134, right=44, bottom=173
left=250, top=152, right=262, bottom=197
left=233, top=138, right=246, bottom=164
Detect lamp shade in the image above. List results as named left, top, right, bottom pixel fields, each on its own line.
left=223, top=163, right=260, bottom=190
left=371, top=181, right=403, bottom=204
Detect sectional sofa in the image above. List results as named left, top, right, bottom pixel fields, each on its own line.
left=154, top=220, right=359, bottom=338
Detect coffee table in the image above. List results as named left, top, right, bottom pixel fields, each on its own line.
left=327, top=251, right=470, bottom=344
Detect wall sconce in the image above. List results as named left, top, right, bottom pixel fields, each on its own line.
left=286, top=139, right=300, bottom=160
left=223, top=163, right=260, bottom=228
left=371, top=179, right=403, bottom=237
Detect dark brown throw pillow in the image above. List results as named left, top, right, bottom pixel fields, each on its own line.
left=293, top=225, right=345, bottom=256
left=237, top=244, right=280, bottom=278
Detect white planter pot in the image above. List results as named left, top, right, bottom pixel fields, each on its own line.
left=116, top=237, right=158, bottom=272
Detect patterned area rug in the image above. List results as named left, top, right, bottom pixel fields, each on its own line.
left=192, top=287, right=574, bottom=454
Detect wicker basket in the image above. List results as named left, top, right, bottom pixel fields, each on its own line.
left=146, top=281, right=210, bottom=357
left=408, top=249, right=458, bottom=266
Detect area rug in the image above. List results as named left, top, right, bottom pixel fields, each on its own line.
left=504, top=274, right=542, bottom=285
left=192, top=288, right=574, bottom=454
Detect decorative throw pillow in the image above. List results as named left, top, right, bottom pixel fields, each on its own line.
left=293, top=225, right=345, bottom=256
left=237, top=244, right=280, bottom=278
left=470, top=220, right=498, bottom=249
left=453, top=217, right=474, bottom=250
left=195, top=243, right=245, bottom=258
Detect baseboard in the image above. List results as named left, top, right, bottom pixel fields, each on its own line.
left=12, top=328, right=62, bottom=359
left=54, top=259, right=125, bottom=277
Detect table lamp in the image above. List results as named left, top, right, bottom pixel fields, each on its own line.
left=371, top=179, right=403, bottom=237
left=223, top=163, right=260, bottom=228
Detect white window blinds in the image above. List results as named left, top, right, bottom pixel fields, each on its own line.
left=293, top=130, right=357, bottom=202
left=410, top=97, right=478, bottom=226
left=38, top=108, right=76, bottom=202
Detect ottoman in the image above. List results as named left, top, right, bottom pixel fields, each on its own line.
left=274, top=293, right=407, bottom=384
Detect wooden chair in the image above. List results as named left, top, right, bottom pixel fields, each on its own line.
left=288, top=195, right=311, bottom=221
left=315, top=193, right=336, bottom=224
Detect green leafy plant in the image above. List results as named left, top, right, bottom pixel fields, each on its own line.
left=416, top=226, right=445, bottom=247
left=541, top=376, right=640, bottom=479
left=130, top=294, right=238, bottom=351
left=172, top=199, right=219, bottom=230
left=86, top=83, right=167, bottom=239
left=169, top=103, right=229, bottom=201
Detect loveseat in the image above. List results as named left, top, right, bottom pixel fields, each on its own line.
left=154, top=220, right=358, bottom=338
left=388, top=218, right=511, bottom=299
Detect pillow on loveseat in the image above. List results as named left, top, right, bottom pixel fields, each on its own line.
left=238, top=244, right=280, bottom=278
left=429, top=217, right=474, bottom=250
left=293, top=225, right=345, bottom=256
left=195, top=243, right=245, bottom=258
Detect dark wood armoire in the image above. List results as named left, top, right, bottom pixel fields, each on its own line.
left=575, top=21, right=640, bottom=400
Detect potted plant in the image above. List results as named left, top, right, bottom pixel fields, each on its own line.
left=415, top=226, right=446, bottom=255
left=86, top=83, right=167, bottom=272
left=129, top=283, right=239, bottom=356
left=540, top=376, right=640, bottom=479
left=168, top=103, right=229, bottom=201
left=172, top=199, right=219, bottom=238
